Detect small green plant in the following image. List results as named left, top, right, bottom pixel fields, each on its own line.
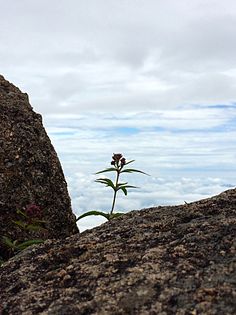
left=1, top=236, right=44, bottom=253
left=76, top=153, right=149, bottom=222
left=1, top=204, right=46, bottom=264
left=12, top=205, right=47, bottom=232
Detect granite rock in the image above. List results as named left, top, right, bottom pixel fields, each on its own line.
left=0, top=75, right=79, bottom=259
left=0, top=188, right=235, bottom=314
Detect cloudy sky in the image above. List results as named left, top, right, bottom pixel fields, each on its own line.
left=1, top=0, right=235, bottom=231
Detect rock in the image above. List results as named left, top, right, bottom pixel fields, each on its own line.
left=0, top=188, right=235, bottom=314
left=0, top=75, right=79, bottom=259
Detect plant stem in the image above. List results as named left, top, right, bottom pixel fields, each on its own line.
left=110, top=169, right=120, bottom=216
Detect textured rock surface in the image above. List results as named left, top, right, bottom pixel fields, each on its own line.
left=0, top=188, right=235, bottom=314
left=0, top=75, right=78, bottom=258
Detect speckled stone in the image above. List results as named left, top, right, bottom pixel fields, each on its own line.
left=0, top=75, right=79, bottom=259
left=0, top=188, right=235, bottom=314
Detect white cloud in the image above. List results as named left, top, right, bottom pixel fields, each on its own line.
left=1, top=0, right=236, bottom=113
left=72, top=173, right=234, bottom=231
left=41, top=108, right=236, bottom=231
left=44, top=105, right=236, bottom=131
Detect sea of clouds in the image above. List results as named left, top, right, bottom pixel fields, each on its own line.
left=44, top=106, right=236, bottom=231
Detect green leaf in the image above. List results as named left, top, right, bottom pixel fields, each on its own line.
left=12, top=220, right=27, bottom=229
left=13, top=240, right=18, bottom=246
left=95, top=178, right=111, bottom=183
left=123, top=185, right=139, bottom=189
left=118, top=185, right=139, bottom=195
left=117, top=182, right=128, bottom=187
left=120, top=168, right=149, bottom=175
left=120, top=186, right=128, bottom=195
left=16, top=209, right=28, bottom=218
left=95, top=178, right=116, bottom=190
left=31, top=219, right=47, bottom=224
left=16, top=239, right=44, bottom=250
left=124, top=159, right=135, bottom=166
left=1, top=236, right=15, bottom=248
left=109, top=212, right=124, bottom=219
left=25, top=224, right=45, bottom=232
left=95, top=167, right=117, bottom=174
left=76, top=210, right=110, bottom=221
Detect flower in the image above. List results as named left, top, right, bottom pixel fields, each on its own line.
left=112, top=153, right=123, bottom=162
left=111, top=153, right=126, bottom=167
left=25, top=204, right=42, bottom=218
left=120, top=157, right=126, bottom=167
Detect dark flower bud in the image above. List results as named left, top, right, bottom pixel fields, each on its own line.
left=25, top=204, right=42, bottom=218
left=112, top=153, right=123, bottom=162
left=120, top=157, right=126, bottom=166
left=111, top=161, right=115, bottom=165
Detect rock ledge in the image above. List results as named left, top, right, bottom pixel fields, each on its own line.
left=0, top=188, right=235, bottom=314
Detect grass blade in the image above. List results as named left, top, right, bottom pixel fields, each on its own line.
left=16, top=239, right=44, bottom=250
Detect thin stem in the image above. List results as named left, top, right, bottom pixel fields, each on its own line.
left=110, top=169, right=120, bottom=216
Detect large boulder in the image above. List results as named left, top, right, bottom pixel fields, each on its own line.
left=0, top=188, right=235, bottom=314
left=0, top=75, right=78, bottom=259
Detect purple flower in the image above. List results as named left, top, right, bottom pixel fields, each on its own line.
left=111, top=153, right=127, bottom=168
left=120, top=157, right=126, bottom=166
left=25, top=204, right=42, bottom=218
left=112, top=153, right=123, bottom=162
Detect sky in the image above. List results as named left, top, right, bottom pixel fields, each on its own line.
left=0, top=0, right=235, bottom=231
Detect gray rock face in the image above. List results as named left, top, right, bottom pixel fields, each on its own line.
left=0, top=188, right=235, bottom=314
left=0, top=75, right=79, bottom=259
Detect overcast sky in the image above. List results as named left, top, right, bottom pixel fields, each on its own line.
left=1, top=0, right=236, bottom=113
left=1, top=0, right=235, bottom=230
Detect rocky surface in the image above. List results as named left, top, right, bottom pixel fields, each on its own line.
left=0, top=75, right=78, bottom=259
left=0, top=188, right=235, bottom=314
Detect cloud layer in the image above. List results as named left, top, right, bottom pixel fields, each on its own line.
left=43, top=106, right=236, bottom=230
left=1, top=0, right=236, bottom=113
